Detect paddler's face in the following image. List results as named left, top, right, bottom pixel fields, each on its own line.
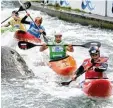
left=12, top=13, right=18, bottom=20
left=35, top=17, right=42, bottom=26
left=55, top=35, right=62, bottom=43
left=90, top=52, right=100, bottom=60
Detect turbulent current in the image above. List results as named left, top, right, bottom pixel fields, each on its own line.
left=1, top=2, right=113, bottom=108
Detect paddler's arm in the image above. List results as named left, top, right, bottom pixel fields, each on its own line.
left=66, top=44, right=74, bottom=52
left=76, top=66, right=85, bottom=76
left=1, top=22, right=10, bottom=27
left=91, top=58, right=108, bottom=72
left=94, top=62, right=108, bottom=72
left=72, top=65, right=85, bottom=80
left=39, top=43, right=48, bottom=52
left=21, top=15, right=30, bottom=24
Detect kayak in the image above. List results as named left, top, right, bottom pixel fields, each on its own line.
left=14, top=30, right=41, bottom=43
left=82, top=79, right=113, bottom=98
left=49, top=56, right=77, bottom=76
left=1, top=26, right=17, bottom=34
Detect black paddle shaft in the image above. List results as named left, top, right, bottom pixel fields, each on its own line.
left=61, top=64, right=95, bottom=86
left=18, top=41, right=101, bottom=50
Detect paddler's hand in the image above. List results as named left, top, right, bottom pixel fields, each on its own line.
left=68, top=44, right=73, bottom=48
left=42, top=43, right=47, bottom=46
left=26, top=12, right=30, bottom=16
left=38, top=29, right=46, bottom=34
left=72, top=74, right=77, bottom=81
left=67, top=44, right=74, bottom=52
left=40, top=43, right=48, bottom=52
left=42, top=43, right=48, bottom=49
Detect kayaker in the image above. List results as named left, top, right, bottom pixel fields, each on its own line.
left=21, top=13, right=46, bottom=39
left=72, top=46, right=108, bottom=82
left=1, top=11, right=26, bottom=31
left=39, top=31, right=74, bottom=61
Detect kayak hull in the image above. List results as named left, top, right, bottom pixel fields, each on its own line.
left=82, top=79, right=113, bottom=98
left=14, top=30, right=41, bottom=43
left=49, top=56, right=77, bottom=76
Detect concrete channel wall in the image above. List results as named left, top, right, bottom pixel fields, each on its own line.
left=31, top=3, right=113, bottom=30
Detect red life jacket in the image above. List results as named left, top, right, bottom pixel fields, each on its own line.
left=82, top=57, right=108, bottom=79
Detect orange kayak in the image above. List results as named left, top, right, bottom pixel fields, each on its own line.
left=14, top=30, right=41, bottom=43
left=82, top=79, right=113, bottom=98
left=49, top=56, right=77, bottom=76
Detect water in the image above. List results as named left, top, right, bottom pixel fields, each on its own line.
left=1, top=2, right=113, bottom=108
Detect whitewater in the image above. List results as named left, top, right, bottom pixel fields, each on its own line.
left=1, top=4, right=113, bottom=108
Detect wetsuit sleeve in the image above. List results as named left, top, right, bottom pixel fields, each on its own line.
left=76, top=65, right=85, bottom=76
left=95, top=62, right=108, bottom=72
left=41, top=26, right=46, bottom=35
left=21, top=15, right=30, bottom=24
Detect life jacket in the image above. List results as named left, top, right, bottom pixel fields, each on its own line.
left=9, top=18, right=26, bottom=31
left=27, top=22, right=45, bottom=38
left=82, top=57, right=108, bottom=79
left=49, top=40, right=66, bottom=60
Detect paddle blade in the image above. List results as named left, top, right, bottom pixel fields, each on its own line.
left=82, top=41, right=101, bottom=48
left=18, top=41, right=37, bottom=50
left=61, top=75, right=79, bottom=86
left=18, top=2, right=31, bottom=12
left=61, top=80, right=73, bottom=86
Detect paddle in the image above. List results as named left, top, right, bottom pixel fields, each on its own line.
left=1, top=1, right=31, bottom=24
left=61, top=64, right=95, bottom=86
left=18, top=0, right=48, bottom=43
left=18, top=41, right=101, bottom=50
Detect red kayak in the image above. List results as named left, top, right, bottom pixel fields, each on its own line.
left=14, top=30, right=41, bottom=43
left=82, top=79, right=113, bottom=98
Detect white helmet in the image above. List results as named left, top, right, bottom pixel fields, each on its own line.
left=54, top=30, right=62, bottom=37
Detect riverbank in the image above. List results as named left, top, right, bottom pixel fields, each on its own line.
left=31, top=2, right=113, bottom=30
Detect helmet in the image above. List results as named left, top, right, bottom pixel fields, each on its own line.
left=89, top=46, right=100, bottom=54
left=35, top=17, right=42, bottom=24
left=12, top=11, right=19, bottom=16
left=54, top=31, right=62, bottom=37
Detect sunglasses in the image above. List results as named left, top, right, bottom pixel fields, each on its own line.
left=90, top=53, right=98, bottom=56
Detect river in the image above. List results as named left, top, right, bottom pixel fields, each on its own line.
left=1, top=1, right=113, bottom=108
